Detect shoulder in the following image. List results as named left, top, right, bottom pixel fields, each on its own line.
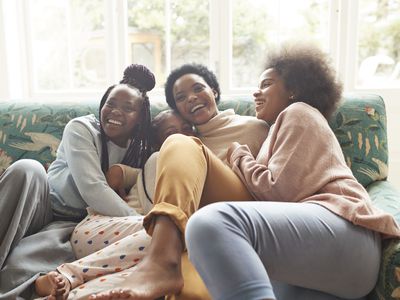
left=278, top=102, right=326, bottom=127
left=146, top=151, right=158, bottom=165
left=230, top=112, right=269, bottom=129
left=65, top=114, right=100, bottom=133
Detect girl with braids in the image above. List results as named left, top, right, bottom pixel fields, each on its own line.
left=34, top=102, right=198, bottom=299
left=47, top=63, right=155, bottom=220
left=0, top=64, right=155, bottom=298
left=32, top=64, right=156, bottom=298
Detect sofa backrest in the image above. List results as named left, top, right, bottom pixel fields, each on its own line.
left=0, top=93, right=388, bottom=187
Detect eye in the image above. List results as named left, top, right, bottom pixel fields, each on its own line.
left=260, top=81, right=271, bottom=89
left=105, top=101, right=115, bottom=108
left=193, top=84, right=205, bottom=93
left=122, top=106, right=135, bottom=113
left=165, top=129, right=178, bottom=136
left=175, top=94, right=187, bottom=103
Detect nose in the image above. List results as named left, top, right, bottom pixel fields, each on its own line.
left=188, top=93, right=197, bottom=103
left=253, top=89, right=261, bottom=97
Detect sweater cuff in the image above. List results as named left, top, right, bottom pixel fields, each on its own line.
left=230, top=144, right=252, bottom=167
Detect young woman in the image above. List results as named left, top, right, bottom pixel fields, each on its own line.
left=185, top=44, right=400, bottom=300
left=0, top=64, right=154, bottom=272
left=89, top=64, right=269, bottom=300
left=34, top=109, right=198, bottom=300
left=47, top=64, right=154, bottom=221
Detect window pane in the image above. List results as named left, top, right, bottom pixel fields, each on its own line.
left=357, top=0, right=400, bottom=88
left=127, top=0, right=165, bottom=87
left=170, top=0, right=209, bottom=69
left=232, top=0, right=329, bottom=88
left=29, top=0, right=106, bottom=91
left=127, top=0, right=209, bottom=87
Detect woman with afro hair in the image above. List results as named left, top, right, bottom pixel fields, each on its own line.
left=185, top=43, right=400, bottom=300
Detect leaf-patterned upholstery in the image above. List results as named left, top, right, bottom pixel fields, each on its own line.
left=0, top=94, right=399, bottom=299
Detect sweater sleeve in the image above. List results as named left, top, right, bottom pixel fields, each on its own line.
left=230, top=104, right=334, bottom=202
left=62, top=120, right=138, bottom=216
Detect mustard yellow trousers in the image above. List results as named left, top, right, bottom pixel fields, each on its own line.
left=143, top=134, right=254, bottom=300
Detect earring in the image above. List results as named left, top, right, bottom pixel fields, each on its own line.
left=289, top=95, right=295, bottom=100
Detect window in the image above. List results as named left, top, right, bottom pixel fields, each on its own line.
left=1, top=0, right=399, bottom=100
left=126, top=0, right=209, bottom=88
left=26, top=0, right=107, bottom=92
left=232, top=0, right=330, bottom=88
left=357, top=0, right=400, bottom=88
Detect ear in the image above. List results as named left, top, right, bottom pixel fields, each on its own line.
left=212, top=89, right=218, bottom=99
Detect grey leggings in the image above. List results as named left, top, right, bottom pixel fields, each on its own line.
left=186, top=202, right=381, bottom=300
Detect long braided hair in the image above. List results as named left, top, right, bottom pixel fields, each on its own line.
left=98, top=64, right=155, bottom=173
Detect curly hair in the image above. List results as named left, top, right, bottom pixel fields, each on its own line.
left=264, top=43, right=343, bottom=119
left=165, top=63, right=221, bottom=110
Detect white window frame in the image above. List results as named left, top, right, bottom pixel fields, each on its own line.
left=0, top=0, right=399, bottom=104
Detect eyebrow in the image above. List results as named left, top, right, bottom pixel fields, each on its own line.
left=175, top=82, right=206, bottom=95
left=260, top=78, right=274, bottom=86
left=107, top=97, right=136, bottom=105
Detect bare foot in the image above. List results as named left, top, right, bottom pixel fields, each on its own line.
left=88, top=256, right=183, bottom=300
left=89, top=215, right=184, bottom=300
left=35, top=271, right=71, bottom=300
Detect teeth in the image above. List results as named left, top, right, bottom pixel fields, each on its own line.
left=108, top=119, right=122, bottom=125
left=191, top=104, right=205, bottom=113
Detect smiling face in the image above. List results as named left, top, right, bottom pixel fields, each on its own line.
left=172, top=74, right=219, bottom=125
left=254, top=68, right=292, bottom=124
left=100, top=84, right=143, bottom=147
left=154, top=111, right=195, bottom=147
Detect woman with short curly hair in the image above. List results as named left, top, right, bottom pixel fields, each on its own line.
left=185, top=43, right=400, bottom=300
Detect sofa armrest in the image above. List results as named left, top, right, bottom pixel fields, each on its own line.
left=367, top=180, right=400, bottom=300
left=368, top=180, right=400, bottom=224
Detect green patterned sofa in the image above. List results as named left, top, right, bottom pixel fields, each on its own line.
left=0, top=94, right=399, bottom=299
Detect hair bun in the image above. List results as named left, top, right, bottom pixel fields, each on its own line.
left=120, top=64, right=156, bottom=92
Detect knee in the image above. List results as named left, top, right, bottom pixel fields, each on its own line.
left=186, top=203, right=230, bottom=250
left=159, top=134, right=206, bottom=171
left=161, top=134, right=202, bottom=152
left=8, top=159, right=47, bottom=183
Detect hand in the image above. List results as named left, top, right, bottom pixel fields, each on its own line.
left=226, top=142, right=241, bottom=164
left=106, top=165, right=124, bottom=193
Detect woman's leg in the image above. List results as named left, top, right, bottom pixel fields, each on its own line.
left=144, top=134, right=252, bottom=237
left=35, top=229, right=151, bottom=297
left=35, top=212, right=150, bottom=297
left=186, top=202, right=381, bottom=300
left=0, top=159, right=52, bottom=268
left=90, top=134, right=252, bottom=299
left=71, top=212, right=146, bottom=259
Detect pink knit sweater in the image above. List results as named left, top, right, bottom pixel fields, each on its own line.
left=229, top=102, right=400, bottom=238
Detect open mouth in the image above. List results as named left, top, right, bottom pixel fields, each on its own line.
left=254, top=100, right=265, bottom=110
left=107, top=119, right=123, bottom=126
left=190, top=104, right=206, bottom=114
